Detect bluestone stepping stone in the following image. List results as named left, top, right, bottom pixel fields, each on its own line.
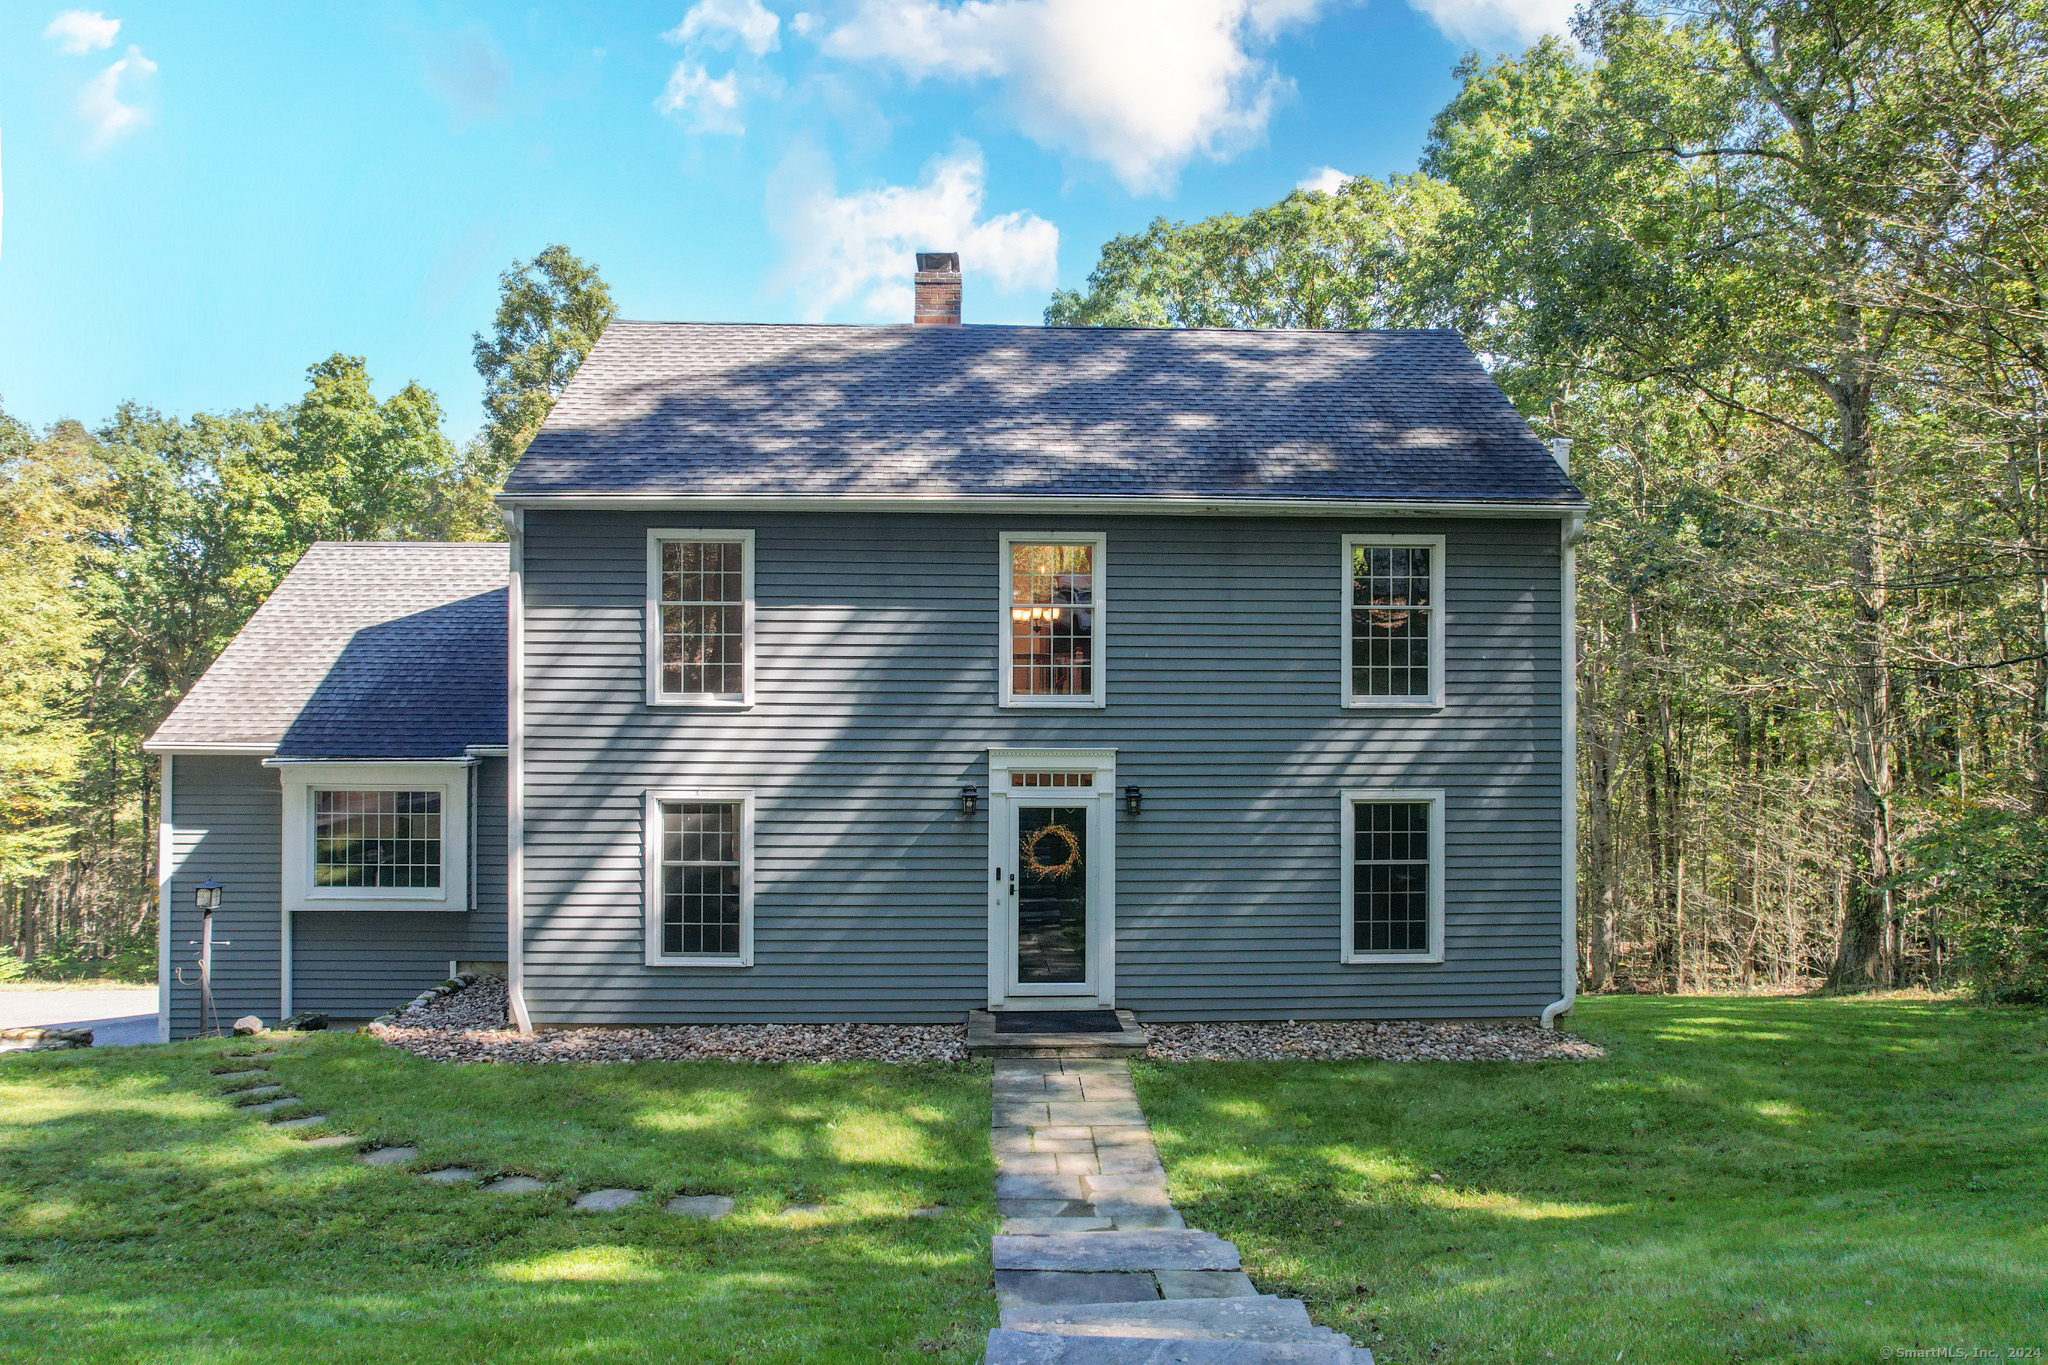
left=999, top=1198, right=1091, bottom=1218
left=481, top=1176, right=551, bottom=1194
left=1005, top=1216, right=1115, bottom=1235
left=993, top=1231, right=1240, bottom=1273
left=300, top=1135, right=358, bottom=1149
left=666, top=1194, right=734, bottom=1219
left=1155, top=1270, right=1260, bottom=1300
left=420, top=1167, right=479, bottom=1184
left=573, top=1188, right=642, bottom=1212
left=995, top=1271, right=1160, bottom=1308
left=997, top=1174, right=1089, bottom=1201
left=241, top=1098, right=303, bottom=1115
left=213, top=1069, right=268, bottom=1082
left=360, top=1146, right=419, bottom=1167
left=909, top=1204, right=947, bottom=1219
left=779, top=1203, right=826, bottom=1218
left=230, top=1085, right=283, bottom=1102
left=1108, top=1212, right=1186, bottom=1231
left=982, top=1328, right=1362, bottom=1363
left=270, top=1114, right=327, bottom=1130
left=1001, top=1296, right=1316, bottom=1342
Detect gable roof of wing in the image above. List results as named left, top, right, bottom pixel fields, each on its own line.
left=145, top=542, right=508, bottom=759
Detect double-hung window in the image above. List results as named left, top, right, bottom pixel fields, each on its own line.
left=1340, top=789, right=1445, bottom=963
left=1000, top=532, right=1106, bottom=708
left=647, top=530, right=755, bottom=706
left=644, top=789, right=754, bottom=966
left=1342, top=534, right=1444, bottom=707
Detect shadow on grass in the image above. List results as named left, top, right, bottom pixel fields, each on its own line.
left=1132, top=996, right=2048, bottom=1365
left=0, top=1035, right=998, bottom=1364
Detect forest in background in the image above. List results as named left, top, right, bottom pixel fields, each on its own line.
left=4, top=0, right=2043, bottom=1000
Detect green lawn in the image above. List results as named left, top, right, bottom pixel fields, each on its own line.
left=1133, top=996, right=2048, bottom=1364
left=0, top=1035, right=995, bottom=1363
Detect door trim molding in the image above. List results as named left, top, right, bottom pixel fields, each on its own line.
left=987, top=747, right=1117, bottom=1010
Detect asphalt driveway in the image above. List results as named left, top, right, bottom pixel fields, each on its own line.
left=0, top=987, right=157, bottom=1046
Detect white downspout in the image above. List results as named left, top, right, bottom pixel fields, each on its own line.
left=156, top=754, right=174, bottom=1043
left=1544, top=447, right=1583, bottom=1030
left=506, top=507, right=534, bottom=1034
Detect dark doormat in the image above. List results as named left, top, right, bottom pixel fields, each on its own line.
left=994, top=1011, right=1125, bottom=1035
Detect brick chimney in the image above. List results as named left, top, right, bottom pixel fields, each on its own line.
left=913, top=252, right=961, bottom=325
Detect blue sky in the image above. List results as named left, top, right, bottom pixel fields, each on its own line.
left=1, top=0, right=1562, bottom=442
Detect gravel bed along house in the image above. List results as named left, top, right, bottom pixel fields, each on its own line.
left=370, top=980, right=1603, bottom=1065
left=1143, top=1018, right=1605, bottom=1063
left=370, top=980, right=969, bottom=1064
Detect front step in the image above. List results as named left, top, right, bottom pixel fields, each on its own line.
left=983, top=1328, right=1370, bottom=1363
left=1002, top=1296, right=1317, bottom=1341
left=968, top=1009, right=1150, bottom=1059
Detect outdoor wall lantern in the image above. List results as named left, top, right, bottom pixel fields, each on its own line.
left=195, top=879, right=223, bottom=912
left=1124, top=785, right=1142, bottom=817
left=961, top=784, right=979, bottom=818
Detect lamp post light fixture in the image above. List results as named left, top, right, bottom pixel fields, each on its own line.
left=1124, top=785, right=1142, bottom=817
left=960, top=784, right=979, bottom=818
left=195, top=879, right=223, bottom=912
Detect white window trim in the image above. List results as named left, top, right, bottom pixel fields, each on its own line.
left=278, top=761, right=470, bottom=913
left=645, top=528, right=757, bottom=708
left=643, top=787, right=755, bottom=968
left=1339, top=787, right=1446, bottom=964
left=1341, top=533, right=1446, bottom=709
left=998, top=531, right=1108, bottom=709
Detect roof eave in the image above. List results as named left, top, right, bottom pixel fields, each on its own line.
left=492, top=491, right=1589, bottom=518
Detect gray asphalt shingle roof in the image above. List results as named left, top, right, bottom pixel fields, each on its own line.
left=502, top=323, right=1582, bottom=505
left=146, top=542, right=507, bottom=759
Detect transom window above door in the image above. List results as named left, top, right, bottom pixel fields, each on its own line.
left=1000, top=533, right=1106, bottom=708
left=1342, top=534, right=1445, bottom=708
left=646, top=530, right=755, bottom=706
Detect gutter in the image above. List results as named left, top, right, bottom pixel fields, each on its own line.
left=1545, top=496, right=1588, bottom=1031
left=493, top=492, right=1589, bottom=519
left=505, top=507, right=534, bottom=1033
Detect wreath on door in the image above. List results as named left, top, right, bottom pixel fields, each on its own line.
left=1020, top=823, right=1082, bottom=881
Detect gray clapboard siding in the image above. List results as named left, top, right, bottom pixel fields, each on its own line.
left=166, top=755, right=284, bottom=1038
left=520, top=511, right=1565, bottom=1024
left=165, top=755, right=509, bottom=1036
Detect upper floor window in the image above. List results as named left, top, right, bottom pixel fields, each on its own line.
left=646, top=530, right=755, bottom=707
left=1000, top=533, right=1106, bottom=708
left=1342, top=534, right=1444, bottom=707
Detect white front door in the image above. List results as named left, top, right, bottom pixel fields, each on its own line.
left=988, top=748, right=1116, bottom=1009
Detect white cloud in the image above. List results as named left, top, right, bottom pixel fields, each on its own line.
left=657, top=62, right=746, bottom=134
left=1406, top=0, right=1573, bottom=48
left=664, top=0, right=781, bottom=55
left=77, top=44, right=155, bottom=146
left=790, top=11, right=821, bottom=37
left=822, top=0, right=1332, bottom=195
left=769, top=142, right=1058, bottom=322
left=1296, top=165, right=1350, bottom=194
left=44, top=9, right=120, bottom=55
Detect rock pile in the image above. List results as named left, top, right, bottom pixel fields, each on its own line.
left=1145, top=1018, right=1605, bottom=1063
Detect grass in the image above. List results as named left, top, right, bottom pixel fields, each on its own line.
left=0, top=1034, right=995, bottom=1363
left=1133, top=996, right=2048, bottom=1364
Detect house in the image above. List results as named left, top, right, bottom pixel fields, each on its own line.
left=146, top=254, right=1587, bottom=1040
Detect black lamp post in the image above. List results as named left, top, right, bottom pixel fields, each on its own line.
left=195, top=880, right=223, bottom=1036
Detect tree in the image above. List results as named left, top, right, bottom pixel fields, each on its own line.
left=472, top=244, right=619, bottom=472
left=0, top=408, right=100, bottom=899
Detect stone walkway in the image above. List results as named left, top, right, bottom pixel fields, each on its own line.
left=986, top=1058, right=1371, bottom=1363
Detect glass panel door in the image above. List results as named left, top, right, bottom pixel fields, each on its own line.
left=1015, top=804, right=1089, bottom=986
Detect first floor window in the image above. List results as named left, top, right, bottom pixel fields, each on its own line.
left=646, top=790, right=753, bottom=965
left=314, top=790, right=442, bottom=889
left=649, top=531, right=754, bottom=704
left=1342, top=790, right=1444, bottom=962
